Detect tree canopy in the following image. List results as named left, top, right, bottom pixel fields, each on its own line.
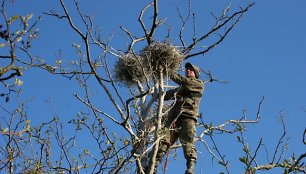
left=0, top=0, right=305, bottom=173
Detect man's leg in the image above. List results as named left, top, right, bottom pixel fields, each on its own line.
left=178, top=117, right=197, bottom=174
left=146, top=142, right=168, bottom=174
left=146, top=112, right=179, bottom=173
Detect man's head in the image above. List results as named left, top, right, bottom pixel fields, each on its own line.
left=185, top=62, right=200, bottom=79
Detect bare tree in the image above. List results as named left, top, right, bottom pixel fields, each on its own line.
left=0, top=0, right=305, bottom=174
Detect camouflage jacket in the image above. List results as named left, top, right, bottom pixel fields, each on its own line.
left=165, top=73, right=204, bottom=120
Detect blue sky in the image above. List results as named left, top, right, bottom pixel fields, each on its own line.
left=2, top=0, right=306, bottom=173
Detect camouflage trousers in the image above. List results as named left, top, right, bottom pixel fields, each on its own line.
left=156, top=114, right=197, bottom=162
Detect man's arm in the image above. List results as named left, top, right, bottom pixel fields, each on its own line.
left=164, top=88, right=179, bottom=100
left=170, top=73, right=203, bottom=89
left=170, top=73, right=184, bottom=85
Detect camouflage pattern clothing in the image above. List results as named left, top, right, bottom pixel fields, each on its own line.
left=165, top=73, right=204, bottom=120
left=149, top=71, right=204, bottom=173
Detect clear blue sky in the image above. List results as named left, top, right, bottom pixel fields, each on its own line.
left=3, top=0, right=306, bottom=173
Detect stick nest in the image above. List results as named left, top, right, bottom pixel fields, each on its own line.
left=114, top=42, right=183, bottom=86
left=141, top=42, right=183, bottom=78
left=114, top=53, right=149, bottom=86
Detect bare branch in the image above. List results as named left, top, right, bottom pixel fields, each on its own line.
left=177, top=0, right=192, bottom=48
left=122, top=90, right=150, bottom=126
left=303, top=129, right=306, bottom=145
left=198, top=96, right=264, bottom=138
left=271, top=113, right=287, bottom=164
left=147, top=0, right=159, bottom=44
left=74, top=94, right=121, bottom=125
left=43, top=10, right=67, bottom=19
left=58, top=0, right=84, bottom=39
left=201, top=68, right=229, bottom=84
left=138, top=2, right=153, bottom=43
left=120, top=26, right=146, bottom=52
left=184, top=2, right=255, bottom=59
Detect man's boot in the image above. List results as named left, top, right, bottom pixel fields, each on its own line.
left=185, top=159, right=196, bottom=174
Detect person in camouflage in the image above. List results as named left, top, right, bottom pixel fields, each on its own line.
left=147, top=62, right=204, bottom=174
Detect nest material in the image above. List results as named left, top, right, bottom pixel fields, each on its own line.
left=114, top=53, right=149, bottom=86
left=115, top=42, right=183, bottom=86
left=141, top=42, right=183, bottom=78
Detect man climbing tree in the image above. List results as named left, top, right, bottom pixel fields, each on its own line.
left=147, top=62, right=204, bottom=174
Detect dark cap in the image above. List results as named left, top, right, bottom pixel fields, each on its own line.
left=185, top=62, right=200, bottom=78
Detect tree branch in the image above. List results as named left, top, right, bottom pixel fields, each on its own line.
left=183, top=2, right=255, bottom=59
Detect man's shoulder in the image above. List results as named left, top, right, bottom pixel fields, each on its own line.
left=187, top=78, right=204, bottom=92
left=189, top=77, right=204, bottom=84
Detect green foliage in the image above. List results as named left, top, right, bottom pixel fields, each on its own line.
left=243, top=145, right=250, bottom=154
left=8, top=15, right=19, bottom=24
left=0, top=3, right=41, bottom=97
left=239, top=156, right=248, bottom=165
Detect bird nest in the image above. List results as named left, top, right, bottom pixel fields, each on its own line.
left=114, top=42, right=184, bottom=86
left=114, top=53, right=150, bottom=86
left=141, top=42, right=183, bottom=78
